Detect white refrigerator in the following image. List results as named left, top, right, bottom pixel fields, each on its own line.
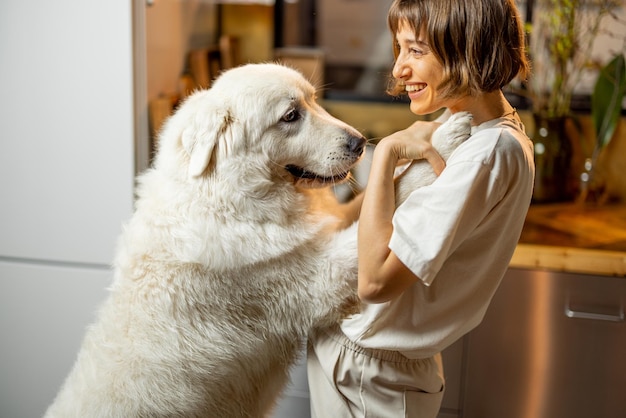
left=0, top=1, right=142, bottom=416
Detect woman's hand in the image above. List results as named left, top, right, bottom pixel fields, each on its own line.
left=382, top=120, right=444, bottom=174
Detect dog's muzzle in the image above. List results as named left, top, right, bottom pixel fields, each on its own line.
left=286, top=133, right=366, bottom=186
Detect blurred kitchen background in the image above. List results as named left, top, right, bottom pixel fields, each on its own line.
left=1, top=1, right=625, bottom=417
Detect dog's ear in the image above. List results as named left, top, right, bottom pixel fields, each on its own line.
left=182, top=107, right=233, bottom=178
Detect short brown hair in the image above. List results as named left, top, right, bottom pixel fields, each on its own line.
left=387, top=0, right=530, bottom=98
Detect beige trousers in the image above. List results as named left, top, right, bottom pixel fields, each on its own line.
left=307, top=326, right=444, bottom=418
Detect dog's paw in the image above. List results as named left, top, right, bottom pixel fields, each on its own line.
left=394, top=111, right=473, bottom=207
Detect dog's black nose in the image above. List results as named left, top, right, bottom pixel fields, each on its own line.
left=348, top=135, right=367, bottom=155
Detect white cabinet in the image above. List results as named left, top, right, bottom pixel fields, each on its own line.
left=0, top=261, right=111, bottom=417
left=0, top=0, right=136, bottom=266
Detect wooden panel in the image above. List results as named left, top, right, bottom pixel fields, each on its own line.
left=511, top=244, right=626, bottom=276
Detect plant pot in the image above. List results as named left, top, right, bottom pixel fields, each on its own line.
left=577, top=155, right=609, bottom=205
left=531, top=114, right=574, bottom=203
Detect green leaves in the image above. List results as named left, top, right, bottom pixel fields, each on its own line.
left=592, top=54, right=626, bottom=150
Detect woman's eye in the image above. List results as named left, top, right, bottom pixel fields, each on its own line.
left=282, top=109, right=301, bottom=123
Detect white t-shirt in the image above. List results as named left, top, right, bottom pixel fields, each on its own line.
left=340, top=116, right=535, bottom=359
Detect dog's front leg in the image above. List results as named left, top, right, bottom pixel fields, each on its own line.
left=309, top=222, right=360, bottom=329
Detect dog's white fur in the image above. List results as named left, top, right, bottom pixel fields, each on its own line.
left=44, top=62, right=472, bottom=418
left=45, top=63, right=365, bottom=418
left=395, top=111, right=473, bottom=205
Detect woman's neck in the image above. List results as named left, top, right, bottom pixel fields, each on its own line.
left=449, top=90, right=516, bottom=126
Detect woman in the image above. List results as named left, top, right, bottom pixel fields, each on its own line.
left=307, top=1, right=534, bottom=417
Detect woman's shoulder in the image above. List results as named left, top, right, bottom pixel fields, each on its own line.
left=471, top=117, right=530, bottom=148
left=450, top=117, right=532, bottom=168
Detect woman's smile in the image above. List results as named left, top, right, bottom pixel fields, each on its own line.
left=405, top=83, right=427, bottom=99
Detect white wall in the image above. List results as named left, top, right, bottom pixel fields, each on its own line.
left=0, top=1, right=138, bottom=416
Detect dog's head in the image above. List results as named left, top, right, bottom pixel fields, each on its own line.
left=156, top=63, right=366, bottom=192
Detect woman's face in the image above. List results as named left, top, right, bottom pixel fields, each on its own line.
left=392, top=22, right=455, bottom=115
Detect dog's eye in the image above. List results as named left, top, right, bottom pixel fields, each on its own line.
left=281, top=109, right=301, bottom=123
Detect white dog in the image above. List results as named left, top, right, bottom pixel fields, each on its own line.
left=45, top=63, right=366, bottom=418
left=44, top=62, right=472, bottom=418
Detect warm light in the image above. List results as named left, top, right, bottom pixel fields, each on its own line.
left=216, top=0, right=274, bottom=4
left=521, top=271, right=552, bottom=418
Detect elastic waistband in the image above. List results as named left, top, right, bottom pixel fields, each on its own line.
left=316, top=324, right=429, bottom=364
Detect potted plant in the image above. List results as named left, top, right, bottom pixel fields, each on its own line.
left=526, top=0, right=624, bottom=202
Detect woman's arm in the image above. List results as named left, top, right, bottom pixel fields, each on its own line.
left=357, top=121, right=443, bottom=303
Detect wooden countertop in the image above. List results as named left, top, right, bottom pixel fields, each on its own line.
left=511, top=203, right=626, bottom=276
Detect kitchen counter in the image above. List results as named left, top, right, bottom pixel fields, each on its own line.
left=511, top=203, right=626, bottom=276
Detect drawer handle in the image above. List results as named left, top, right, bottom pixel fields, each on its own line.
left=565, top=306, right=625, bottom=322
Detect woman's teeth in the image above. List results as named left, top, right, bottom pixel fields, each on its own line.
left=405, top=84, right=425, bottom=92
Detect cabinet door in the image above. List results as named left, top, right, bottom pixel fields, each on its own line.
left=463, top=268, right=626, bottom=418
left=0, top=261, right=111, bottom=418
left=0, top=0, right=135, bottom=265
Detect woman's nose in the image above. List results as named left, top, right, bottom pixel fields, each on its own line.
left=392, top=54, right=409, bottom=80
